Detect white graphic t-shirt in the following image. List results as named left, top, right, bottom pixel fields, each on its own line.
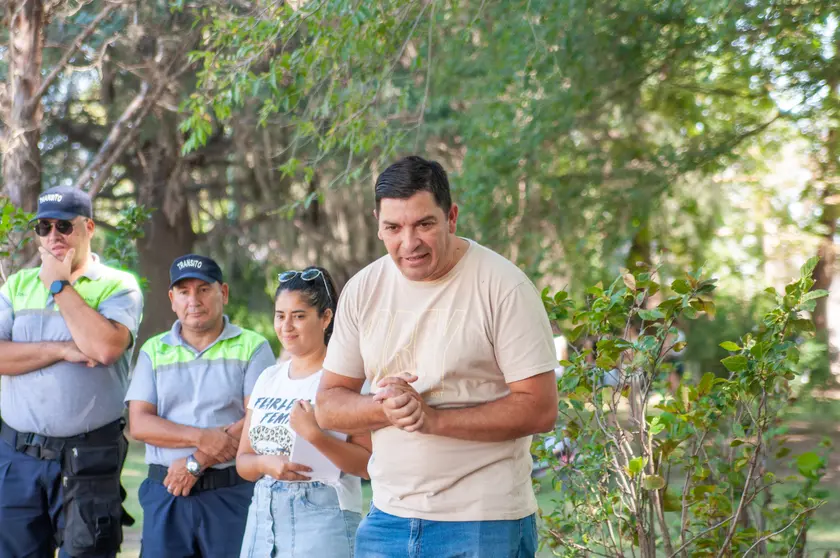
left=247, top=360, right=363, bottom=513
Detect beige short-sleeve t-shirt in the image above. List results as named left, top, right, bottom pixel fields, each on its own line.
left=323, top=239, right=557, bottom=521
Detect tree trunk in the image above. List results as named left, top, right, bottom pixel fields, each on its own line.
left=812, top=122, right=839, bottom=386
left=812, top=195, right=836, bottom=335
left=134, top=120, right=196, bottom=347
left=1, top=0, right=45, bottom=270
left=626, top=220, right=652, bottom=274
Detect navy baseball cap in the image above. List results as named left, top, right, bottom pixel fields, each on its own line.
left=169, top=254, right=224, bottom=288
left=31, top=186, right=93, bottom=221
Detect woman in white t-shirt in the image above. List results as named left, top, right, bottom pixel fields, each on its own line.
left=237, top=266, right=371, bottom=558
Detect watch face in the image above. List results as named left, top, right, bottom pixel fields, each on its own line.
left=50, top=280, right=68, bottom=295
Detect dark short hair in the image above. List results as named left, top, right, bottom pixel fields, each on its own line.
left=274, top=266, right=338, bottom=345
left=374, top=155, right=452, bottom=213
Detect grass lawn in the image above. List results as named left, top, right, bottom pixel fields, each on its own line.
left=117, top=396, right=840, bottom=557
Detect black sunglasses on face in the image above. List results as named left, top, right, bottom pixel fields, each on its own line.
left=33, top=220, right=75, bottom=237
left=278, top=269, right=332, bottom=305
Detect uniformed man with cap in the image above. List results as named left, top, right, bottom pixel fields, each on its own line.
left=126, top=254, right=276, bottom=558
left=0, top=185, right=144, bottom=557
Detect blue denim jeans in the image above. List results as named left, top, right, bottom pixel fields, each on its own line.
left=240, top=477, right=362, bottom=558
left=355, top=504, right=538, bottom=558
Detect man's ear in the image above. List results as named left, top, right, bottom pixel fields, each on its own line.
left=220, top=283, right=230, bottom=304
left=374, top=209, right=383, bottom=240
left=448, top=203, right=459, bottom=234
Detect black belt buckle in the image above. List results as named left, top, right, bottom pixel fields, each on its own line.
left=21, top=444, right=59, bottom=461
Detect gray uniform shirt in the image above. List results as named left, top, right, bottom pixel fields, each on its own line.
left=125, top=317, right=276, bottom=467
left=0, top=255, right=144, bottom=437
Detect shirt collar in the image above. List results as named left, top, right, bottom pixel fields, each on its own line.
left=79, top=253, right=104, bottom=281
left=162, top=315, right=242, bottom=349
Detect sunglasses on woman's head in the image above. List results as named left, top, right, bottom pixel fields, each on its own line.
left=33, top=219, right=75, bottom=237
left=278, top=269, right=332, bottom=305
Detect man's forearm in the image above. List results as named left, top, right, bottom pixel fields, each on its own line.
left=55, top=287, right=127, bottom=365
left=130, top=413, right=202, bottom=449
left=0, top=341, right=66, bottom=376
left=425, top=392, right=558, bottom=442
left=316, top=387, right=390, bottom=433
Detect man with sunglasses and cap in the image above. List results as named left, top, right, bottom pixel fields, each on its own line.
left=126, top=254, right=276, bottom=558
left=0, top=185, right=144, bottom=557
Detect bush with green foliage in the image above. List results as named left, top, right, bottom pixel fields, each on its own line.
left=537, top=260, right=829, bottom=557
left=0, top=198, right=34, bottom=283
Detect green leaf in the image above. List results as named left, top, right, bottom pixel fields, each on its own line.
left=721, top=355, right=748, bottom=372
left=638, top=309, right=665, bottom=321
left=730, top=439, right=744, bottom=447
left=791, top=319, right=816, bottom=334
left=648, top=416, right=665, bottom=436
left=671, top=279, right=691, bottom=294
left=663, top=489, right=682, bottom=512
left=628, top=457, right=645, bottom=477
left=643, top=475, right=666, bottom=490
left=698, top=372, right=715, bottom=396
left=595, top=353, right=618, bottom=369
left=800, top=257, right=819, bottom=279
left=567, top=324, right=586, bottom=343
left=719, top=341, right=741, bottom=352
left=586, top=284, right=604, bottom=296
left=801, top=289, right=829, bottom=303
left=693, top=485, right=715, bottom=500
left=796, top=452, right=822, bottom=474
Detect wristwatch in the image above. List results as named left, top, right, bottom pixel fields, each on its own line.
left=186, top=454, right=203, bottom=478
left=49, top=280, right=71, bottom=296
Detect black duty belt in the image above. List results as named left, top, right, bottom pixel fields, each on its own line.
left=147, top=463, right=251, bottom=494
left=0, top=419, right=124, bottom=461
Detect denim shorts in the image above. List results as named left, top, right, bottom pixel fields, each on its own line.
left=240, top=477, right=361, bottom=558
left=355, top=504, right=537, bottom=558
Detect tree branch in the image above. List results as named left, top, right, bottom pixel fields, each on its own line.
left=715, top=392, right=767, bottom=558
left=743, top=503, right=823, bottom=557
left=76, top=53, right=194, bottom=198
left=26, top=2, right=118, bottom=111
left=73, top=81, right=150, bottom=193
left=667, top=517, right=733, bottom=558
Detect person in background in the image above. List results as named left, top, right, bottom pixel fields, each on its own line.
left=237, top=266, right=370, bottom=558
left=0, top=186, right=143, bottom=558
left=126, top=254, right=276, bottom=558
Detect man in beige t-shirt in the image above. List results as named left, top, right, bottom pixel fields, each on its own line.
left=317, top=156, right=558, bottom=558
